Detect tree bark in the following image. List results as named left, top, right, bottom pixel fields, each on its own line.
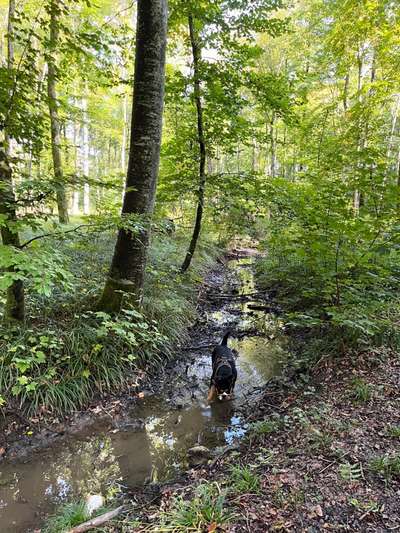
left=181, top=13, right=207, bottom=273
left=0, top=0, right=25, bottom=322
left=47, top=0, right=69, bottom=224
left=99, top=0, right=168, bottom=312
left=0, top=144, right=25, bottom=322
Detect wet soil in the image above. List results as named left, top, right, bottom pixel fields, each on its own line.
left=0, top=250, right=288, bottom=532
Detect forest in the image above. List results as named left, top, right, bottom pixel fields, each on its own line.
left=0, top=0, right=400, bottom=532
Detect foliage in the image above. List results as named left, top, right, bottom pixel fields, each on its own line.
left=153, top=483, right=231, bottom=532
left=349, top=378, right=373, bottom=403
left=369, top=454, right=400, bottom=482
left=228, top=465, right=261, bottom=494
left=338, top=462, right=363, bottom=483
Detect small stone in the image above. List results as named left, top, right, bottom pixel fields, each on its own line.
left=187, top=446, right=212, bottom=466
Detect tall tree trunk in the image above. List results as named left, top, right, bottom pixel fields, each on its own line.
left=81, top=97, right=90, bottom=215
left=0, top=0, right=25, bottom=322
left=72, top=117, right=80, bottom=215
left=181, top=14, right=206, bottom=273
left=270, top=112, right=277, bottom=178
left=47, top=0, right=69, bottom=224
left=0, top=145, right=25, bottom=322
left=99, top=0, right=168, bottom=312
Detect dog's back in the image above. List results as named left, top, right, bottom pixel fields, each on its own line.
left=208, top=332, right=237, bottom=401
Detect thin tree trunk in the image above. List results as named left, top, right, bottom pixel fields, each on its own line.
left=47, top=0, right=69, bottom=224
left=0, top=0, right=25, bottom=322
left=99, top=0, right=168, bottom=312
left=270, top=112, right=276, bottom=178
left=72, top=118, right=80, bottom=215
left=181, top=13, right=206, bottom=273
left=354, top=51, right=363, bottom=214
left=81, top=97, right=90, bottom=215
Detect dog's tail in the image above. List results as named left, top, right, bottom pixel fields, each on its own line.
left=221, top=331, right=230, bottom=346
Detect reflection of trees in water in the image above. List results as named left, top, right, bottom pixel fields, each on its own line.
left=0, top=437, right=121, bottom=532
left=232, top=337, right=285, bottom=383
left=143, top=404, right=234, bottom=480
left=42, top=437, right=121, bottom=500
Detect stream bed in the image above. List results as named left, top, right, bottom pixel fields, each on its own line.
left=0, top=253, right=288, bottom=532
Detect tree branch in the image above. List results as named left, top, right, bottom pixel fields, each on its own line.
left=19, top=224, right=94, bottom=249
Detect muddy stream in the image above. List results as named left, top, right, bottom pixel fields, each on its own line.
left=0, top=254, right=288, bottom=532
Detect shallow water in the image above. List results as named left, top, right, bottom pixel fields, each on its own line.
left=0, top=256, right=287, bottom=532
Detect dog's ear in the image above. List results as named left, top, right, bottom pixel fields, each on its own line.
left=207, top=385, right=217, bottom=403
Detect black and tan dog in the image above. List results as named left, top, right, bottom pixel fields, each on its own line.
left=208, top=331, right=237, bottom=402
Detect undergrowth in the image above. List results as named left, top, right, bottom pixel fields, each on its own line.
left=255, top=219, right=400, bottom=368
left=0, top=230, right=220, bottom=415
left=138, top=482, right=232, bottom=532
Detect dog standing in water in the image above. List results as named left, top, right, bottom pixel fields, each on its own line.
left=208, top=331, right=237, bottom=402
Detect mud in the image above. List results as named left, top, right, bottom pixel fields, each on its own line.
left=0, top=251, right=288, bottom=532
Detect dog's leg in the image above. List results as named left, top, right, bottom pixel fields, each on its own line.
left=207, top=385, right=217, bottom=402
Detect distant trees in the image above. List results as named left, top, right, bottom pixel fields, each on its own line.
left=99, top=0, right=168, bottom=312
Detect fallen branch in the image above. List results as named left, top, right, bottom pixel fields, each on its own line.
left=209, top=291, right=266, bottom=300
left=67, top=506, right=124, bottom=533
left=183, top=344, right=215, bottom=351
left=247, top=304, right=275, bottom=312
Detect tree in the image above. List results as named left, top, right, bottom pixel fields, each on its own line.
left=0, top=0, right=25, bottom=322
left=99, top=0, right=168, bottom=312
left=180, top=13, right=206, bottom=273
left=47, top=0, right=69, bottom=224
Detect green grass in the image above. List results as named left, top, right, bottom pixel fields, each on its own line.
left=369, top=454, right=400, bottom=482
left=349, top=378, right=373, bottom=403
left=228, top=465, right=261, bottom=494
left=247, top=416, right=284, bottom=437
left=147, top=483, right=232, bottom=532
left=43, top=501, right=90, bottom=533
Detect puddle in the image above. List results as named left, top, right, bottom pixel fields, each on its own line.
left=0, top=255, right=287, bottom=532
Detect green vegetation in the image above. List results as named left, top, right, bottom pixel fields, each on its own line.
left=369, top=454, right=400, bottom=482
left=1, top=0, right=399, bottom=412
left=43, top=501, right=91, bottom=533
left=145, top=483, right=232, bottom=532
left=247, top=416, right=284, bottom=438
left=385, top=426, right=400, bottom=439
left=349, top=378, right=373, bottom=403
left=228, top=465, right=262, bottom=494
left=0, top=232, right=218, bottom=413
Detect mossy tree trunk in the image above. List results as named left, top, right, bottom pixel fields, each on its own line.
left=99, top=0, right=168, bottom=312
left=47, top=0, right=69, bottom=224
left=181, top=13, right=207, bottom=273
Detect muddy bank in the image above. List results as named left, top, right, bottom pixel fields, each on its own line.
left=0, top=249, right=289, bottom=532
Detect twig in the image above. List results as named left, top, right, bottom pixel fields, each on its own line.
left=67, top=506, right=124, bottom=533
left=319, top=451, right=351, bottom=474
left=19, top=224, right=95, bottom=249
